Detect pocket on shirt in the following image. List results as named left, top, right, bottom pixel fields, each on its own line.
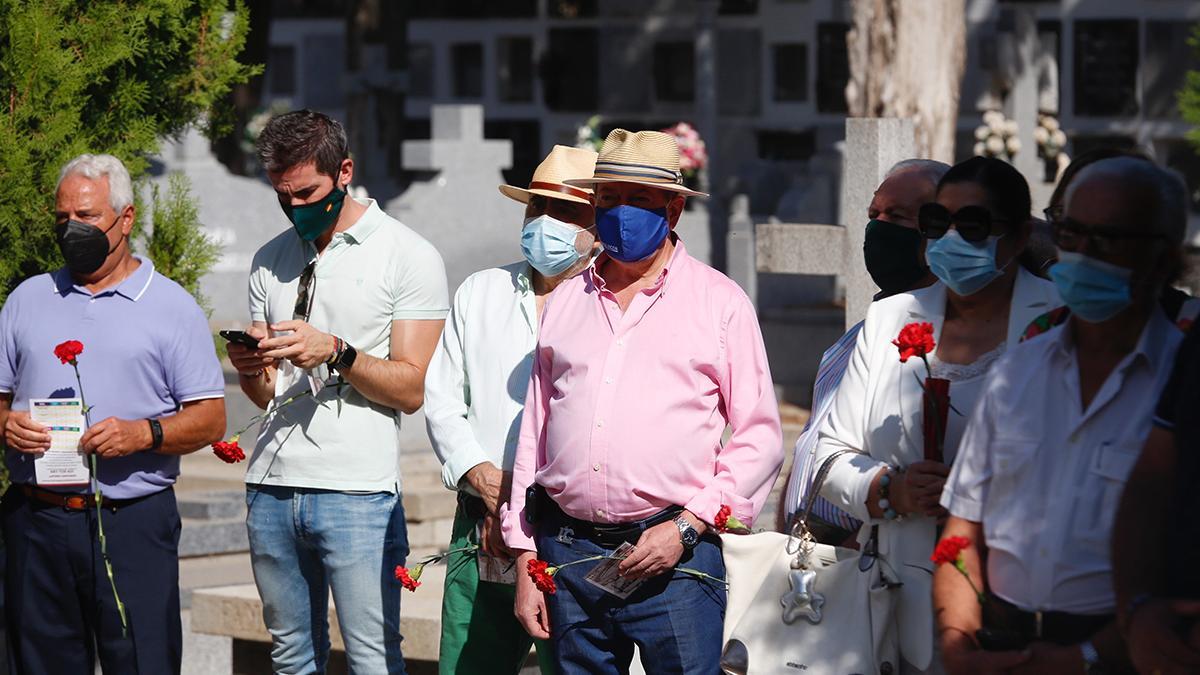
left=1076, top=440, right=1140, bottom=556
left=985, top=438, right=1039, bottom=553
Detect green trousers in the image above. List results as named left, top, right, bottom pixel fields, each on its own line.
left=439, top=505, right=554, bottom=675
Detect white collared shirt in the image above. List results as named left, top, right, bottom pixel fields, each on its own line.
left=247, top=198, right=449, bottom=492
left=424, top=261, right=539, bottom=492
left=941, top=309, right=1182, bottom=614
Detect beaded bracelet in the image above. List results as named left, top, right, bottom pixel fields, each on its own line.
left=878, top=468, right=900, bottom=520
left=326, top=335, right=345, bottom=367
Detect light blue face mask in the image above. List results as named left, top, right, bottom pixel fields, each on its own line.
left=926, top=229, right=1009, bottom=296
left=1048, top=251, right=1133, bottom=323
left=521, top=215, right=586, bottom=277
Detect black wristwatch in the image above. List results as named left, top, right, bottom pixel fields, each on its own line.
left=673, top=514, right=701, bottom=550
left=333, top=342, right=358, bottom=372
left=147, top=418, right=163, bottom=452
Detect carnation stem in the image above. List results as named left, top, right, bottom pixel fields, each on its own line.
left=228, top=382, right=347, bottom=439
left=73, top=364, right=128, bottom=637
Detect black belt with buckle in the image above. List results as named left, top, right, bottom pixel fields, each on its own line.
left=981, top=593, right=1112, bottom=649
left=540, top=491, right=683, bottom=549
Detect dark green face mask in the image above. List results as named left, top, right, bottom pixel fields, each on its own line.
left=863, top=218, right=928, bottom=295
left=283, top=185, right=346, bottom=241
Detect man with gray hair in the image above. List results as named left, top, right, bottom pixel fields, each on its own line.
left=935, top=157, right=1187, bottom=673
left=779, top=158, right=947, bottom=536
left=0, top=153, right=226, bottom=673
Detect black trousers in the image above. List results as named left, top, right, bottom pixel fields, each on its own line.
left=3, top=486, right=182, bottom=675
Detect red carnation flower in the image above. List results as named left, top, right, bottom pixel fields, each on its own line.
left=893, top=322, right=936, bottom=364
left=212, top=439, right=245, bottom=464
left=54, top=340, right=84, bottom=365
left=714, top=504, right=750, bottom=534
left=931, top=536, right=971, bottom=566
left=394, top=565, right=422, bottom=591
left=527, top=558, right=557, bottom=595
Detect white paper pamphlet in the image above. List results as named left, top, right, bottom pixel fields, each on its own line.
left=584, top=542, right=646, bottom=599
left=29, top=398, right=90, bottom=487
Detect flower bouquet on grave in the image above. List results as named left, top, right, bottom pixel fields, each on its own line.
left=893, top=322, right=951, bottom=463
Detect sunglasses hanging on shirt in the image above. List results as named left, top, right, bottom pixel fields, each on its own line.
left=293, top=259, right=317, bottom=321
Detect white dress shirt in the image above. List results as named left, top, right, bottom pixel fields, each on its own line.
left=941, top=308, right=1182, bottom=615
left=424, top=262, right=538, bottom=493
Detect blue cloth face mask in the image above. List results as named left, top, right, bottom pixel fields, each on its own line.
left=595, top=205, right=670, bottom=263
left=1048, top=250, right=1133, bottom=323
left=926, top=229, right=1009, bottom=296
left=521, top=215, right=585, bottom=277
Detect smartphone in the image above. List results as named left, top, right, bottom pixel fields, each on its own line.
left=219, top=330, right=260, bottom=350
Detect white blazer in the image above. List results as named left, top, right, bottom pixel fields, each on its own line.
left=813, top=267, right=1059, bottom=669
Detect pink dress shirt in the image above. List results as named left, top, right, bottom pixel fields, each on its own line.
left=502, top=238, right=783, bottom=552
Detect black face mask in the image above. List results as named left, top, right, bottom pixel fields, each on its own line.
left=863, top=219, right=928, bottom=296
left=55, top=216, right=121, bottom=276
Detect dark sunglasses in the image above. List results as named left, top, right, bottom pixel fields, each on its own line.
left=1052, top=217, right=1164, bottom=256
left=1042, top=204, right=1064, bottom=225
left=918, top=203, right=1010, bottom=243
left=293, top=260, right=316, bottom=320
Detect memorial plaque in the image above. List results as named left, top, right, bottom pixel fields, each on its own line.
left=1073, top=19, right=1138, bottom=117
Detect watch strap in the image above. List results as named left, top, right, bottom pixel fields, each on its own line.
left=672, top=514, right=699, bottom=549
left=147, top=418, right=163, bottom=451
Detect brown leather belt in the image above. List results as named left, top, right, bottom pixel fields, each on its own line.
left=19, top=484, right=140, bottom=512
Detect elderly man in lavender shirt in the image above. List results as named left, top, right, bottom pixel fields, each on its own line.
left=0, top=154, right=226, bottom=674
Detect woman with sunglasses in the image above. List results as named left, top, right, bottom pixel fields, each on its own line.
left=812, top=156, right=1060, bottom=673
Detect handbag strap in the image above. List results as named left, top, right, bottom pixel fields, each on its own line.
left=788, top=449, right=862, bottom=556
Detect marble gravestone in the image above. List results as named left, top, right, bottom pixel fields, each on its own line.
left=755, top=118, right=915, bottom=330
left=149, top=127, right=290, bottom=326
left=385, top=104, right=521, bottom=296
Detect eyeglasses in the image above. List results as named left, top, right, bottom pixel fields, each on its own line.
left=918, top=203, right=1010, bottom=243
left=293, top=260, right=316, bottom=321
left=1042, top=204, right=1064, bottom=226
left=1051, top=217, right=1164, bottom=256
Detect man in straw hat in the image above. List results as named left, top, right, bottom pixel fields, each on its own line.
left=425, top=145, right=599, bottom=674
left=502, top=129, right=784, bottom=672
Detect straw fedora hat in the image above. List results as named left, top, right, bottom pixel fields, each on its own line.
left=499, top=145, right=598, bottom=206
left=564, top=129, right=708, bottom=198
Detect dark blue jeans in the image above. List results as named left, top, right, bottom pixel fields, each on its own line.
left=536, top=507, right=726, bottom=674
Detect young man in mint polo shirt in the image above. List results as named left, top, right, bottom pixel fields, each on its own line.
left=227, top=110, right=448, bottom=674
left=0, top=153, right=227, bottom=674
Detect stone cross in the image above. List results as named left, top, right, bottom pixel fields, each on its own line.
left=754, top=118, right=916, bottom=330
left=385, top=104, right=518, bottom=295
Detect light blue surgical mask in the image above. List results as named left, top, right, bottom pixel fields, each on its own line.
left=926, top=229, right=1010, bottom=296
left=521, top=215, right=585, bottom=277
left=1048, top=250, right=1133, bottom=323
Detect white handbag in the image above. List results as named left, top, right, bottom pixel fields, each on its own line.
left=720, top=451, right=903, bottom=675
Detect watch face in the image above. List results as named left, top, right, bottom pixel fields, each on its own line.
left=682, top=528, right=700, bottom=547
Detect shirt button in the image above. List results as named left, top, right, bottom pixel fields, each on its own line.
left=595, top=509, right=605, bottom=517
left=616, top=339, right=624, bottom=347
left=596, top=420, right=604, bottom=428
left=593, top=464, right=601, bottom=472
left=604, top=377, right=613, bottom=384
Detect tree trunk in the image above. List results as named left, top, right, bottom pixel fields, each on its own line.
left=846, top=0, right=966, bottom=163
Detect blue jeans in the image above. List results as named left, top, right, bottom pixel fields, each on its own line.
left=536, top=507, right=726, bottom=674
left=246, top=486, right=408, bottom=674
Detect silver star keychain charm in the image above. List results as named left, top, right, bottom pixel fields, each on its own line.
left=780, top=568, right=825, bottom=625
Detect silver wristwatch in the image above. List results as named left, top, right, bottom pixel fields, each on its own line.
left=1079, top=640, right=1103, bottom=674
left=672, top=514, right=700, bottom=550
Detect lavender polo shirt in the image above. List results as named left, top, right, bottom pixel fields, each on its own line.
left=0, top=257, right=225, bottom=498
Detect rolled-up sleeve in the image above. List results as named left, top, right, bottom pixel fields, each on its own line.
left=500, top=341, right=550, bottom=553
left=939, top=378, right=997, bottom=522
left=684, top=296, right=783, bottom=528
left=814, top=311, right=889, bottom=523
left=424, top=279, right=491, bottom=491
